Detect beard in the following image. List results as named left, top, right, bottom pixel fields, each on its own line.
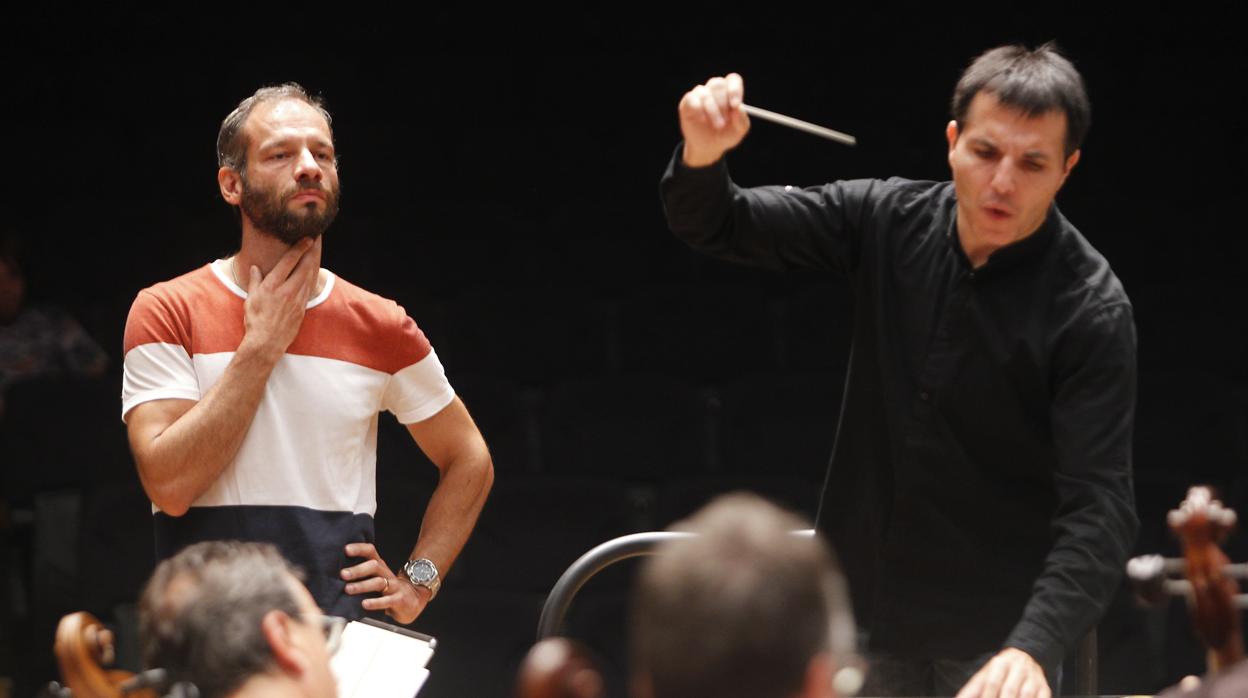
left=239, top=174, right=340, bottom=245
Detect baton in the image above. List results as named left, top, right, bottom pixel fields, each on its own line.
left=742, top=104, right=857, bottom=147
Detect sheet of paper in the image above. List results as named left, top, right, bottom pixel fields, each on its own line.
left=331, top=620, right=436, bottom=698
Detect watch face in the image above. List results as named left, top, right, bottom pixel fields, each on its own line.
left=408, top=559, right=435, bottom=583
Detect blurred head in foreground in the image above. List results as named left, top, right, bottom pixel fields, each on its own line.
left=139, top=540, right=341, bottom=698
left=517, top=637, right=607, bottom=698
left=631, top=493, right=859, bottom=698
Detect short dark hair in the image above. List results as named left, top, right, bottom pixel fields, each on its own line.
left=216, top=82, right=333, bottom=173
left=951, top=42, right=1090, bottom=157
left=139, top=541, right=305, bottom=698
left=631, top=493, right=855, bottom=698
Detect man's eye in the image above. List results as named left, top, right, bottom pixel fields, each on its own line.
left=271, top=152, right=289, bottom=160
left=1022, top=161, right=1044, bottom=172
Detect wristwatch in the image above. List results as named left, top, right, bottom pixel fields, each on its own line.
left=403, top=558, right=442, bottom=599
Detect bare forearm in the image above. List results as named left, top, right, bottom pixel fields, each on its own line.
left=135, top=340, right=280, bottom=515
left=408, top=446, right=494, bottom=574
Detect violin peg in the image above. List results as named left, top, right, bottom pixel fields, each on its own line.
left=1128, top=554, right=1165, bottom=581
left=84, top=623, right=116, bottom=666
left=1127, top=554, right=1171, bottom=606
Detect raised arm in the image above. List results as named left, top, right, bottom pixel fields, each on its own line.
left=125, top=238, right=319, bottom=516
left=662, top=74, right=877, bottom=275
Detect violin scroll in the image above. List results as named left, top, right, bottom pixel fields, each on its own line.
left=1170, top=486, right=1244, bottom=672
left=51, top=611, right=157, bottom=698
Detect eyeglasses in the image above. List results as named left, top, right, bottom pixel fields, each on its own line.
left=308, top=614, right=347, bottom=655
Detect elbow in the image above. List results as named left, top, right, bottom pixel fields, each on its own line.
left=461, top=440, right=493, bottom=495
left=480, top=453, right=495, bottom=497
left=146, top=483, right=193, bottom=518
left=157, top=501, right=191, bottom=518
left=134, top=458, right=194, bottom=517
left=464, top=443, right=494, bottom=502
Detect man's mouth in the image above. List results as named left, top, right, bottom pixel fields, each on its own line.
left=983, top=204, right=1013, bottom=220
left=290, top=190, right=325, bottom=204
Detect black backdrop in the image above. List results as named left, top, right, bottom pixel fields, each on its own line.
left=2, top=6, right=1245, bottom=697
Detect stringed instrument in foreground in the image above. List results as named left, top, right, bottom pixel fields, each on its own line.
left=1128, top=486, right=1248, bottom=672
left=48, top=611, right=159, bottom=698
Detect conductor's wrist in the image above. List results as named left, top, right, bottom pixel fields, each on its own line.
left=681, top=141, right=725, bottom=169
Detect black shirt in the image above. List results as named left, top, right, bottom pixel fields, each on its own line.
left=660, top=147, right=1138, bottom=668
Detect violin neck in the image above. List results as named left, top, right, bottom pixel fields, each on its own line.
left=1209, top=638, right=1245, bottom=674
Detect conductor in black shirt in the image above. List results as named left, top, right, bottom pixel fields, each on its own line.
left=660, top=44, right=1137, bottom=698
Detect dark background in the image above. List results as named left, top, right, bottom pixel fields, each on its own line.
left=2, top=6, right=1245, bottom=697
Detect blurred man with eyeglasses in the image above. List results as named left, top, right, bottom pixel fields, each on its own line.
left=138, top=540, right=343, bottom=698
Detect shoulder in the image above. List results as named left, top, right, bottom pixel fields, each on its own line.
left=124, top=265, right=221, bottom=352
left=323, top=272, right=410, bottom=329
left=837, top=177, right=954, bottom=232
left=846, top=178, right=954, bottom=251
left=319, top=272, right=435, bottom=370
left=873, top=177, right=953, bottom=209
left=778, top=177, right=951, bottom=232
left=1049, top=215, right=1132, bottom=323
left=128, top=264, right=228, bottom=324
left=807, top=176, right=947, bottom=206
left=1044, top=222, right=1135, bottom=370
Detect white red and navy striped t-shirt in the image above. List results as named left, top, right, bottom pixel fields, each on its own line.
left=122, top=260, right=454, bottom=616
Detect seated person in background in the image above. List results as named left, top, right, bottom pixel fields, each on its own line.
left=630, top=492, right=859, bottom=698
left=0, top=230, right=107, bottom=418
left=138, top=540, right=341, bottom=698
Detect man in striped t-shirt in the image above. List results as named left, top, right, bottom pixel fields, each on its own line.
left=122, top=84, right=494, bottom=623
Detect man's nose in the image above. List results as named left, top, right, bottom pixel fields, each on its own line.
left=989, top=160, right=1015, bottom=196
left=294, top=148, right=323, bottom=182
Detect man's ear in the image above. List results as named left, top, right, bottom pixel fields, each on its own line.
left=261, top=610, right=307, bottom=674
left=1057, top=148, right=1082, bottom=190
left=218, top=167, right=243, bottom=206
left=946, top=120, right=960, bottom=167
